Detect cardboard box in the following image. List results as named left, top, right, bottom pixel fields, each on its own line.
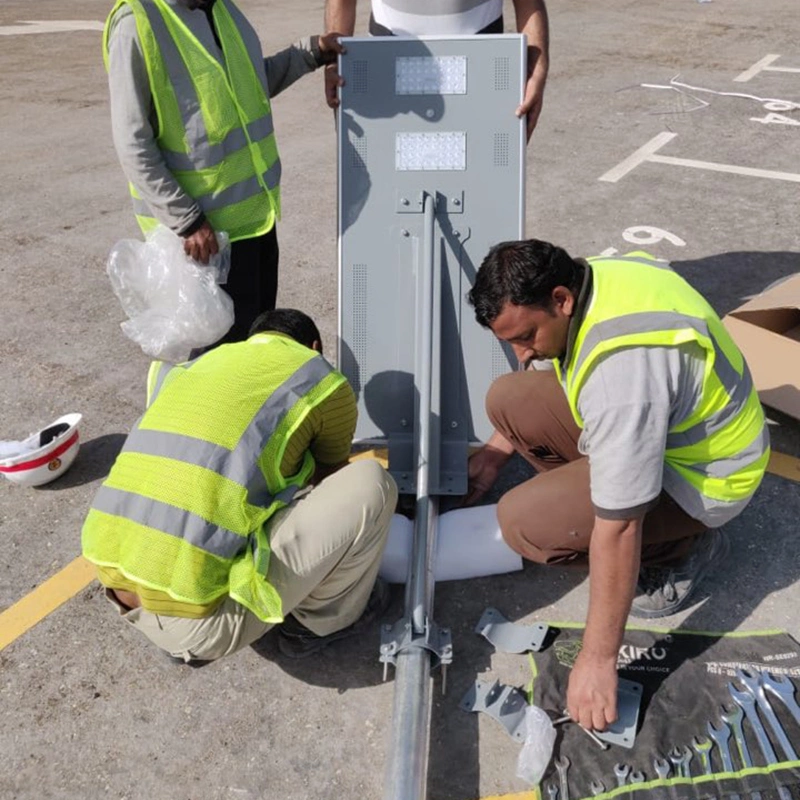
left=723, top=272, right=800, bottom=421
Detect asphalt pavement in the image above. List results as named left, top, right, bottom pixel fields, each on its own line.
left=1, top=1, right=798, bottom=798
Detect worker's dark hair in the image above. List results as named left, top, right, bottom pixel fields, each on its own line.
left=468, top=239, right=584, bottom=327
left=249, top=308, right=322, bottom=350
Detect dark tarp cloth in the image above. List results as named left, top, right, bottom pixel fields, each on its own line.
left=533, top=626, right=800, bottom=800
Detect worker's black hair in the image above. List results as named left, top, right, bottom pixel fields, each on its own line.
left=468, top=239, right=584, bottom=327
left=249, top=308, right=322, bottom=350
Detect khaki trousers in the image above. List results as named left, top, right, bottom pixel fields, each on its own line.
left=108, top=459, right=397, bottom=661
left=487, top=370, right=707, bottom=567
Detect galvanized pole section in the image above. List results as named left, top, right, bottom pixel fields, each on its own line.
left=383, top=193, right=440, bottom=800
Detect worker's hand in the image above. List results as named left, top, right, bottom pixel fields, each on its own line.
left=325, top=64, right=344, bottom=109
left=319, top=31, right=346, bottom=63
left=463, top=444, right=513, bottom=506
left=516, top=46, right=548, bottom=141
left=183, top=220, right=219, bottom=265
left=566, top=649, right=619, bottom=732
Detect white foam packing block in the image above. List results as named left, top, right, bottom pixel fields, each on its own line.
left=379, top=504, right=523, bottom=583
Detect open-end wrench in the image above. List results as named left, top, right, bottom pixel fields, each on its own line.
left=653, top=756, right=671, bottom=780
left=720, top=703, right=762, bottom=800
left=629, top=771, right=645, bottom=785
left=692, top=735, right=714, bottom=775
left=762, top=672, right=800, bottom=730
left=736, top=669, right=798, bottom=761
left=555, top=756, right=570, bottom=800
left=590, top=780, right=605, bottom=796
left=669, top=746, right=693, bottom=778
left=729, top=683, right=792, bottom=800
left=547, top=782, right=559, bottom=800
left=707, top=720, right=741, bottom=800
left=614, top=763, right=631, bottom=788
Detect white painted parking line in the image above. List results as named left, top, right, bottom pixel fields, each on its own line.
left=0, top=20, right=104, bottom=36
left=735, top=54, right=800, bottom=83
left=599, top=132, right=800, bottom=185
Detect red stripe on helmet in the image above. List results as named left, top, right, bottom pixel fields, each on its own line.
left=0, top=431, right=80, bottom=473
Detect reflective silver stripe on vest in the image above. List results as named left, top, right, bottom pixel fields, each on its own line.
left=93, top=485, right=246, bottom=559
left=122, top=355, right=335, bottom=507
left=149, top=361, right=174, bottom=404
left=675, top=425, right=770, bottom=479
left=138, top=1, right=278, bottom=177
left=574, top=310, right=754, bottom=448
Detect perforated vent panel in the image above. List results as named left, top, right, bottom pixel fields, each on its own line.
left=351, top=60, right=368, bottom=93
left=492, top=340, right=512, bottom=380
left=494, top=57, right=510, bottom=91
left=352, top=263, right=368, bottom=378
left=350, top=133, right=367, bottom=168
left=493, top=132, right=509, bottom=167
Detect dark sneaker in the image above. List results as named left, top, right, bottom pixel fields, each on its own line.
left=278, top=578, right=392, bottom=659
left=630, top=531, right=730, bottom=619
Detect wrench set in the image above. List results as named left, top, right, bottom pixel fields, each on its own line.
left=543, top=670, right=800, bottom=800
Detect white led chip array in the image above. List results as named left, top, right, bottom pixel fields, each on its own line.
left=395, top=56, right=467, bottom=95
left=395, top=132, right=466, bottom=171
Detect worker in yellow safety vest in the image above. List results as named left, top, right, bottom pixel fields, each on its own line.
left=82, top=308, right=398, bottom=662
left=104, top=0, right=345, bottom=343
left=465, top=239, right=768, bottom=731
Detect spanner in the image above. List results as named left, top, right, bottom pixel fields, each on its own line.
left=707, top=720, right=741, bottom=800
left=729, top=682, right=792, bottom=800
left=668, top=745, right=693, bottom=778
left=653, top=756, right=671, bottom=780
left=614, top=763, right=631, bottom=788
left=546, top=782, right=559, bottom=800
left=692, top=735, right=714, bottom=775
left=762, top=672, right=800, bottom=731
left=720, top=703, right=763, bottom=800
left=590, top=780, right=605, bottom=796
left=629, top=771, right=645, bottom=785
left=555, top=755, right=570, bottom=800
left=736, top=668, right=798, bottom=761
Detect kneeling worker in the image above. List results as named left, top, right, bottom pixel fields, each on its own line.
left=82, top=309, right=397, bottom=661
left=465, top=240, right=768, bottom=730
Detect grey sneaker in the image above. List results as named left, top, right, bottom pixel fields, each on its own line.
left=278, top=578, right=392, bottom=659
left=630, top=531, right=730, bottom=619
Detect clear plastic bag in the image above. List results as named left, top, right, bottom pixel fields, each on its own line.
left=107, top=225, right=234, bottom=363
left=516, top=705, right=557, bottom=786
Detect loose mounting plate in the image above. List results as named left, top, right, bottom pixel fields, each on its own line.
left=459, top=678, right=529, bottom=742
left=475, top=607, right=550, bottom=653
left=594, top=678, right=643, bottom=749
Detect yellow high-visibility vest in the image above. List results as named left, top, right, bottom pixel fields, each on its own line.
left=82, top=334, right=348, bottom=622
left=103, top=0, right=281, bottom=241
left=554, top=252, right=768, bottom=504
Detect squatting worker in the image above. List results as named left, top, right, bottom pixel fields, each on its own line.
left=465, top=240, right=768, bottom=730
left=105, top=0, right=345, bottom=343
left=323, top=0, right=549, bottom=141
left=82, top=309, right=398, bottom=662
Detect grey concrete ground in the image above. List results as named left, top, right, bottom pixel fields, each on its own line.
left=1, top=1, right=799, bottom=798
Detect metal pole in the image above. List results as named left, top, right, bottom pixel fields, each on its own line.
left=383, top=192, right=439, bottom=800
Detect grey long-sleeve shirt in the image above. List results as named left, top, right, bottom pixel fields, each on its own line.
left=107, top=2, right=324, bottom=235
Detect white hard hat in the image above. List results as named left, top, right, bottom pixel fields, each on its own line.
left=0, top=413, right=83, bottom=487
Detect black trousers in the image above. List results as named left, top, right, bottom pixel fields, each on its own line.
left=219, top=226, right=279, bottom=344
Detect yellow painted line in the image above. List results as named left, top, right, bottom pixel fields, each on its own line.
left=767, top=450, right=800, bottom=483
left=0, top=555, right=96, bottom=651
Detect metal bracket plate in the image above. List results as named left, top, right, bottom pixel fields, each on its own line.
left=379, top=617, right=453, bottom=673
left=475, top=607, right=550, bottom=653
left=594, top=678, right=643, bottom=749
left=395, top=189, right=464, bottom=214
left=459, top=679, right=529, bottom=742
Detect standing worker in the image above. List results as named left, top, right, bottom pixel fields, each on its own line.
left=105, top=0, right=345, bottom=343
left=323, top=0, right=549, bottom=140
left=82, top=308, right=398, bottom=662
left=465, top=240, right=768, bottom=731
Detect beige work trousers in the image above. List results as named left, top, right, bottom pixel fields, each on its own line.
left=107, top=459, right=398, bottom=661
